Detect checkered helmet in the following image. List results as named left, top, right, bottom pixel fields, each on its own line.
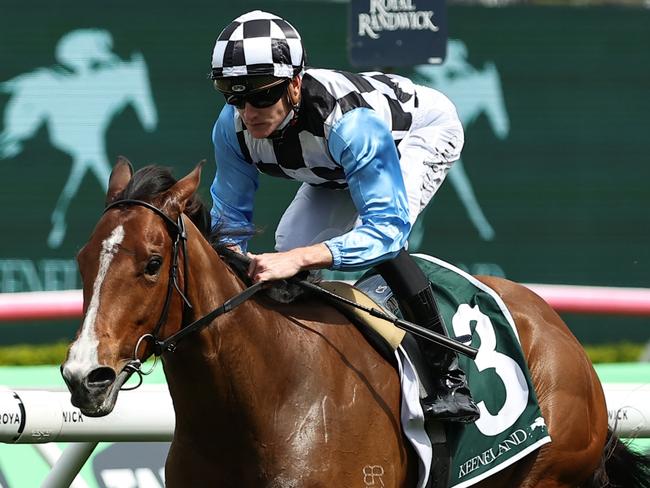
left=211, top=11, right=305, bottom=82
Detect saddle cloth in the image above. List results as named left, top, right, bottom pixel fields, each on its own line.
left=323, top=254, right=552, bottom=488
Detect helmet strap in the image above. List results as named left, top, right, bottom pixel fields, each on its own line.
left=268, top=106, right=296, bottom=140
left=287, top=93, right=300, bottom=123
left=267, top=79, right=301, bottom=140
left=286, top=77, right=302, bottom=124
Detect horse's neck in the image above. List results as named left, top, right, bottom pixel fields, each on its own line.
left=163, top=227, right=284, bottom=422
left=184, top=230, right=244, bottom=310
left=160, top=232, right=402, bottom=469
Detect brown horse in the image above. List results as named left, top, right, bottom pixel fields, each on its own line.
left=62, top=159, right=649, bottom=488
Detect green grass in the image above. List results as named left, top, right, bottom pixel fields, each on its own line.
left=0, top=341, right=645, bottom=366
left=583, top=342, right=646, bottom=364
left=0, top=341, right=69, bottom=366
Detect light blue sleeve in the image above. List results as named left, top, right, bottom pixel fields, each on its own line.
left=210, top=104, right=259, bottom=250
left=324, top=108, right=411, bottom=270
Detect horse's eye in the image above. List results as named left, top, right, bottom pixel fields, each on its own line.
left=145, top=257, right=163, bottom=276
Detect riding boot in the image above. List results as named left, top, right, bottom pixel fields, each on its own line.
left=400, top=283, right=480, bottom=423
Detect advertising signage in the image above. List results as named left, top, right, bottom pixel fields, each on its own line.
left=349, top=0, right=448, bottom=67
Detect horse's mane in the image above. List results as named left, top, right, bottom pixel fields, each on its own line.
left=116, top=164, right=256, bottom=259
left=116, top=165, right=211, bottom=235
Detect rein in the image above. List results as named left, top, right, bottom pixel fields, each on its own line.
left=217, top=247, right=479, bottom=360
left=103, top=198, right=477, bottom=390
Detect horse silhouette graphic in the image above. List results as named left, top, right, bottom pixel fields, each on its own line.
left=410, top=39, right=510, bottom=247
left=0, top=28, right=158, bottom=248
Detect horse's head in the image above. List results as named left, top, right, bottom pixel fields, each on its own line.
left=61, top=157, right=202, bottom=416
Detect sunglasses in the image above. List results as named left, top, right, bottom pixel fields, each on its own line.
left=223, top=80, right=289, bottom=109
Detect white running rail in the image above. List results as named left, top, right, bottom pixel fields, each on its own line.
left=0, top=383, right=647, bottom=487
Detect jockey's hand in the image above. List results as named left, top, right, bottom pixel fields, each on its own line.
left=247, top=244, right=333, bottom=283
left=247, top=251, right=303, bottom=283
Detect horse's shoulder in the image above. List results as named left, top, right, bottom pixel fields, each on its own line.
left=267, top=296, right=389, bottom=351
left=264, top=296, right=351, bottom=329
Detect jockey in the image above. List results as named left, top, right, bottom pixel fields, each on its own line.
left=209, top=10, right=479, bottom=423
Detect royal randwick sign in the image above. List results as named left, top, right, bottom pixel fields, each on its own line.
left=349, top=0, right=447, bottom=67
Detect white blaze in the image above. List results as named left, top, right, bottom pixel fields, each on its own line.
left=63, top=225, right=125, bottom=377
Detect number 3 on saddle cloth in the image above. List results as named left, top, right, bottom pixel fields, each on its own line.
left=335, top=254, right=552, bottom=488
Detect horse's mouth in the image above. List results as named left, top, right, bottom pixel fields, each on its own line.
left=71, top=368, right=134, bottom=417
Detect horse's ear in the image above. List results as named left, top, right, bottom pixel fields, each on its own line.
left=105, top=156, right=134, bottom=206
left=161, top=161, right=204, bottom=218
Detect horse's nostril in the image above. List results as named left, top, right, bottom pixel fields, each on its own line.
left=85, top=366, right=116, bottom=389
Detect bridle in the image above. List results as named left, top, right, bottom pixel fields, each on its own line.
left=104, top=199, right=193, bottom=343
left=103, top=199, right=265, bottom=389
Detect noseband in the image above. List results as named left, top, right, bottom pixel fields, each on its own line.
left=102, top=199, right=265, bottom=389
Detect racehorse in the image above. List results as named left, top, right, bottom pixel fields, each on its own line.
left=62, top=159, right=650, bottom=487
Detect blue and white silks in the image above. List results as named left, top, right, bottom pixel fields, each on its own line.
left=210, top=105, right=411, bottom=270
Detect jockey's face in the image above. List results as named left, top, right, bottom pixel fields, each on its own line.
left=237, top=76, right=301, bottom=139
left=238, top=96, right=290, bottom=138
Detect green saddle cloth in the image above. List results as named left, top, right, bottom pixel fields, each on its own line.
left=358, top=254, right=552, bottom=487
